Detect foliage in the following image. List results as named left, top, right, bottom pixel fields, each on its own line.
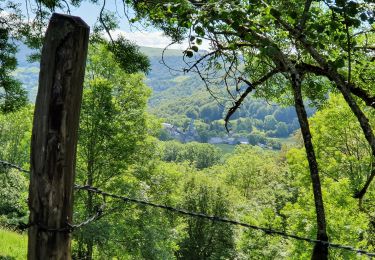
left=1, top=1, right=375, bottom=259
left=13, top=42, right=304, bottom=145
left=1, top=95, right=375, bottom=258
left=152, top=87, right=310, bottom=143
left=0, top=106, right=32, bottom=227
left=0, top=106, right=33, bottom=166
left=161, top=141, right=222, bottom=169
left=105, top=36, right=150, bottom=74
left=123, top=3, right=374, bottom=257
left=73, top=42, right=152, bottom=258
left=282, top=177, right=370, bottom=259
left=284, top=94, right=375, bottom=258
left=176, top=176, right=236, bottom=259
left=0, top=27, right=27, bottom=112
left=0, top=169, right=28, bottom=228
left=309, top=94, right=375, bottom=195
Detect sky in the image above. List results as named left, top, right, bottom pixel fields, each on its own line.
left=15, top=0, right=210, bottom=50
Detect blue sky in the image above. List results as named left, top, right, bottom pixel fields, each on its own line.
left=14, top=0, right=200, bottom=50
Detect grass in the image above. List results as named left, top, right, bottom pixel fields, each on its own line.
left=214, top=144, right=236, bottom=155
left=270, top=136, right=297, bottom=146
left=0, top=228, right=27, bottom=259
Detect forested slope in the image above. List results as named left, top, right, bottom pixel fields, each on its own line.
left=2, top=0, right=375, bottom=259
left=15, top=45, right=309, bottom=147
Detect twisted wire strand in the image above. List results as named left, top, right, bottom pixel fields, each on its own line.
left=0, top=160, right=29, bottom=173
left=75, top=184, right=375, bottom=258
left=2, top=160, right=374, bottom=257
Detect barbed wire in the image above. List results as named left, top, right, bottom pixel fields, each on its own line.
left=19, top=204, right=105, bottom=233
left=2, top=160, right=375, bottom=257
left=75, top=184, right=375, bottom=258
left=0, top=160, right=107, bottom=232
left=0, top=160, right=30, bottom=173
left=71, top=204, right=106, bottom=230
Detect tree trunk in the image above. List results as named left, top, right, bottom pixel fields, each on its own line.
left=28, top=13, right=89, bottom=260
left=296, top=36, right=375, bottom=198
left=290, top=73, right=329, bottom=260
left=81, top=156, right=95, bottom=259
left=85, top=187, right=94, bottom=260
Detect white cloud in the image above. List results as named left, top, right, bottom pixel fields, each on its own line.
left=110, top=29, right=211, bottom=50
left=112, top=30, right=185, bottom=49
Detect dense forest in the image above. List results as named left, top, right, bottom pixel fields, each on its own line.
left=14, top=44, right=313, bottom=147
left=1, top=0, right=375, bottom=259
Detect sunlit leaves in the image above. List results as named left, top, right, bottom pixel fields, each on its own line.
left=0, top=28, right=28, bottom=113
left=106, top=36, right=150, bottom=74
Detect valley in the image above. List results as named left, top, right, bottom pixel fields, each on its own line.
left=14, top=45, right=310, bottom=150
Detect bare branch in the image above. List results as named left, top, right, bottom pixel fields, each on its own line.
left=185, top=50, right=220, bottom=73
left=161, top=41, right=186, bottom=74
left=354, top=46, right=375, bottom=51
left=224, top=67, right=282, bottom=131
left=99, top=0, right=114, bottom=44
left=297, top=62, right=375, bottom=109
left=354, top=168, right=375, bottom=199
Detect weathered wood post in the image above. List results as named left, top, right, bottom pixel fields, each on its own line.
left=28, top=13, right=89, bottom=259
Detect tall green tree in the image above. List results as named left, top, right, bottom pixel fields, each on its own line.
left=73, top=42, right=150, bottom=259
left=0, top=106, right=33, bottom=227
left=0, top=28, right=27, bottom=112
left=309, top=94, right=375, bottom=197
left=284, top=95, right=374, bottom=258
left=4, top=1, right=375, bottom=258
left=177, top=176, right=236, bottom=259
left=122, top=1, right=375, bottom=258
left=161, top=141, right=222, bottom=169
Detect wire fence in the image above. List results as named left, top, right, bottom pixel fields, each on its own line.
left=0, top=160, right=30, bottom=173
left=1, top=160, right=375, bottom=257
left=20, top=203, right=106, bottom=233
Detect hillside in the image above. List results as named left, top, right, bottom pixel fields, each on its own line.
left=14, top=44, right=308, bottom=148
left=14, top=45, right=190, bottom=103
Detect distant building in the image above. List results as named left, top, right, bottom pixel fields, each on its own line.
left=162, top=123, right=173, bottom=128
left=162, top=120, right=199, bottom=143
left=183, top=119, right=199, bottom=142
left=225, top=137, right=237, bottom=145
left=237, top=137, right=249, bottom=145
left=162, top=122, right=256, bottom=147
left=162, top=122, right=184, bottom=141
left=208, top=137, right=224, bottom=144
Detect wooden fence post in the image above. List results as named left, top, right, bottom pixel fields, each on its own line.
left=28, top=13, right=89, bottom=259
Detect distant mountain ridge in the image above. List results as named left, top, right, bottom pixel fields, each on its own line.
left=14, top=44, right=310, bottom=148
left=14, top=44, right=190, bottom=103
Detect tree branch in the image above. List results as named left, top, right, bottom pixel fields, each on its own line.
left=297, top=62, right=375, bottom=108
left=354, top=168, right=375, bottom=199
left=269, top=8, right=375, bottom=199
left=99, top=0, right=114, bottom=44
left=290, top=72, right=328, bottom=259
left=349, top=86, right=375, bottom=108
left=224, top=67, right=282, bottom=131
left=297, top=0, right=313, bottom=31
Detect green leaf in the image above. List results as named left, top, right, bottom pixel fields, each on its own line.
left=360, top=13, right=368, bottom=21
left=333, top=58, right=346, bottom=68
left=289, top=11, right=298, bottom=20
left=194, top=26, right=205, bottom=37
left=270, top=8, right=281, bottom=18
left=185, top=50, right=194, bottom=58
